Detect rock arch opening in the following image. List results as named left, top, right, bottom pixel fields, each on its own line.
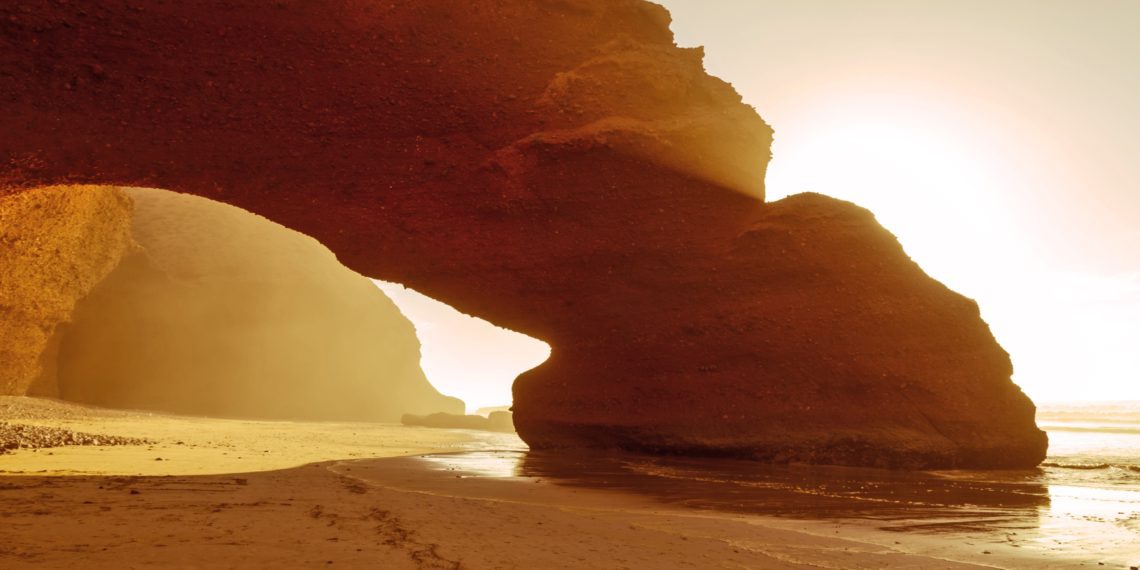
left=375, top=281, right=550, bottom=415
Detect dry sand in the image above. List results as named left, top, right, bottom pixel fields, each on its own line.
left=0, top=397, right=1111, bottom=569
left=0, top=396, right=512, bottom=477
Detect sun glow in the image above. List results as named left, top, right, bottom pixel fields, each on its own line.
left=654, top=0, right=1140, bottom=404
left=765, top=92, right=1029, bottom=290
left=764, top=92, right=1140, bottom=402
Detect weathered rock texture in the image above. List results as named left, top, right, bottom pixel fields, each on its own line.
left=0, top=185, right=136, bottom=395
left=33, top=187, right=462, bottom=421
left=0, top=0, right=1046, bottom=467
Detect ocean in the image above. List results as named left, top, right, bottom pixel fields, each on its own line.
left=415, top=401, right=1140, bottom=567
left=1038, top=401, right=1140, bottom=490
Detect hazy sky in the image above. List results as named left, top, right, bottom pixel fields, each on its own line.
left=657, top=0, right=1140, bottom=401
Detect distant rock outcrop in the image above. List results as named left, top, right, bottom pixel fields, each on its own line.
left=475, top=406, right=513, bottom=418
left=0, top=0, right=1045, bottom=467
left=402, top=412, right=516, bottom=434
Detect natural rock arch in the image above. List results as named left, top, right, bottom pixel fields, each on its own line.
left=0, top=0, right=1046, bottom=467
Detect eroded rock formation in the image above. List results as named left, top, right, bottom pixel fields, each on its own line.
left=514, top=193, right=1045, bottom=468
left=0, top=0, right=1046, bottom=467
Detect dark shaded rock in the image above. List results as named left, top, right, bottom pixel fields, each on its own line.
left=515, top=194, right=1046, bottom=469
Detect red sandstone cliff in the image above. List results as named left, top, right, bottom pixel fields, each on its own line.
left=0, top=0, right=1046, bottom=467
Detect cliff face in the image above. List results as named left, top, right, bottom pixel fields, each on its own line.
left=514, top=193, right=1045, bottom=468
left=0, top=186, right=136, bottom=395
left=43, top=187, right=462, bottom=421
left=0, top=0, right=1046, bottom=467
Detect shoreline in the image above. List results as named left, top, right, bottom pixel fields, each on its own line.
left=4, top=452, right=1109, bottom=569
left=338, top=452, right=1126, bottom=569
left=0, top=456, right=992, bottom=569
left=2, top=397, right=1136, bottom=568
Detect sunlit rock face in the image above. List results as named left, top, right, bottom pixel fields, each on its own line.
left=0, top=0, right=1045, bottom=466
left=40, top=187, right=463, bottom=421
left=0, top=186, right=136, bottom=396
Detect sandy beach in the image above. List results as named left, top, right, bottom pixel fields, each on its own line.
left=4, top=397, right=1130, bottom=569
left=0, top=396, right=507, bottom=477
left=0, top=456, right=989, bottom=570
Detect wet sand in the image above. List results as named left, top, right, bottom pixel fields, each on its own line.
left=346, top=452, right=1138, bottom=569
left=2, top=397, right=1135, bottom=568
left=2, top=459, right=994, bottom=569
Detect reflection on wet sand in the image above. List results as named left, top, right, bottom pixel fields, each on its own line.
left=416, top=449, right=1140, bottom=566
left=431, top=449, right=1047, bottom=518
